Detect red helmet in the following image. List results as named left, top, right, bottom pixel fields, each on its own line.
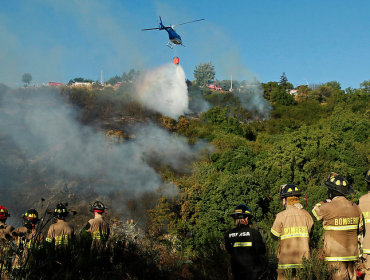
left=0, top=206, right=9, bottom=220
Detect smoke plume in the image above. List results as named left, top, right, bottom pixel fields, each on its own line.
left=134, top=64, right=189, bottom=119
left=0, top=87, right=207, bottom=222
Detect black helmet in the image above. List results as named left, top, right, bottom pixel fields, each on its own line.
left=90, top=201, right=106, bottom=213
left=23, top=209, right=39, bottom=224
left=230, top=204, right=253, bottom=219
left=365, top=170, right=370, bottom=183
left=54, top=203, right=69, bottom=219
left=279, top=184, right=301, bottom=200
left=324, top=172, right=354, bottom=196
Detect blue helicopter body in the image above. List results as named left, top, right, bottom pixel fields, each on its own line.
left=142, top=16, right=204, bottom=49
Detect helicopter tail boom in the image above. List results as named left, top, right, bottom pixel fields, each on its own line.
left=158, top=16, right=165, bottom=30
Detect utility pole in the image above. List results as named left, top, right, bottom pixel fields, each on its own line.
left=101, top=67, right=103, bottom=86
left=229, top=74, right=233, bottom=92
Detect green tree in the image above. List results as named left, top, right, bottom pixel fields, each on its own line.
left=193, top=62, right=215, bottom=87
left=122, top=69, right=142, bottom=83
left=107, top=75, right=122, bottom=86
left=308, top=85, right=333, bottom=103
left=218, top=79, right=241, bottom=92
left=279, top=72, right=294, bottom=90
left=72, top=77, right=94, bottom=83
left=297, top=85, right=312, bottom=96
left=325, top=81, right=341, bottom=91
left=279, top=72, right=288, bottom=87
left=22, top=73, right=32, bottom=86
left=261, top=81, right=279, bottom=100
left=360, top=79, right=370, bottom=94
left=270, top=87, right=297, bottom=105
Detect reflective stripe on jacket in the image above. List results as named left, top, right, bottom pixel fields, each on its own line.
left=46, top=220, right=74, bottom=246
left=312, top=196, right=362, bottom=261
left=271, top=205, right=314, bottom=268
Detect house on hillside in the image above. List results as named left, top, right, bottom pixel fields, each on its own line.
left=48, top=81, right=64, bottom=87
left=208, top=84, right=222, bottom=91
left=114, top=82, right=122, bottom=90
left=72, top=82, right=93, bottom=88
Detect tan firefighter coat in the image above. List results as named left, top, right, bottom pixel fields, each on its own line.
left=359, top=192, right=370, bottom=254
left=312, top=196, right=362, bottom=261
left=84, top=215, right=110, bottom=248
left=271, top=205, right=314, bottom=269
left=46, top=220, right=74, bottom=246
left=11, top=226, right=43, bottom=269
left=0, top=221, right=14, bottom=264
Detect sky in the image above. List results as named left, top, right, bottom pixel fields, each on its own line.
left=1, top=0, right=369, bottom=89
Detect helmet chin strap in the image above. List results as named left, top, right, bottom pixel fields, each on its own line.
left=328, top=190, right=332, bottom=199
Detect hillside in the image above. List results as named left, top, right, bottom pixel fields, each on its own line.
left=1, top=81, right=370, bottom=279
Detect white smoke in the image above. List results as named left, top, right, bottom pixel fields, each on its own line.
left=0, top=89, right=206, bottom=198
left=134, top=64, right=189, bottom=119
left=235, top=81, right=272, bottom=118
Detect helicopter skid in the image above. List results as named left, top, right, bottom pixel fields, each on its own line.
left=167, top=41, right=185, bottom=49
left=167, top=42, right=175, bottom=49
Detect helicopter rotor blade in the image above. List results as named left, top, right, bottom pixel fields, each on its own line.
left=141, top=27, right=161, bottom=31
left=171, top=19, right=204, bottom=28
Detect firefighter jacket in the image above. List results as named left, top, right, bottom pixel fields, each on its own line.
left=225, top=224, right=266, bottom=274
left=46, top=220, right=74, bottom=246
left=11, top=226, right=43, bottom=269
left=271, top=205, right=314, bottom=269
left=84, top=215, right=110, bottom=247
left=358, top=192, right=370, bottom=254
left=0, top=221, right=14, bottom=259
left=312, top=196, right=362, bottom=262
left=0, top=221, right=14, bottom=238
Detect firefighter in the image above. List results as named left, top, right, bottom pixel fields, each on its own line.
left=46, top=203, right=74, bottom=246
left=312, top=172, right=362, bottom=280
left=358, top=170, right=370, bottom=279
left=82, top=201, right=110, bottom=250
left=11, top=209, right=43, bottom=275
left=271, top=184, right=314, bottom=280
left=0, top=206, right=14, bottom=278
left=225, top=204, right=266, bottom=280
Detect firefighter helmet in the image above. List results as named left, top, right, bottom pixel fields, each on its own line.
left=23, top=209, right=39, bottom=224
left=90, top=201, right=106, bottom=213
left=324, top=172, right=354, bottom=196
left=54, top=203, right=69, bottom=219
left=230, top=204, right=253, bottom=219
left=0, top=206, right=10, bottom=220
left=365, top=170, right=370, bottom=183
left=279, top=184, right=301, bottom=200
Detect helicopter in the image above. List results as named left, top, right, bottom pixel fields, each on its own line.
left=141, top=16, right=204, bottom=49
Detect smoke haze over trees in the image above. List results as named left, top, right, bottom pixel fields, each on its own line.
left=3, top=61, right=370, bottom=278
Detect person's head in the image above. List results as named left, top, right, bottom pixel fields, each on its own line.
left=0, top=206, right=10, bottom=223
left=23, top=209, right=39, bottom=228
left=279, top=184, right=301, bottom=208
left=324, top=172, right=353, bottom=199
left=230, top=204, right=253, bottom=227
left=54, top=203, right=69, bottom=220
left=90, top=201, right=106, bottom=216
left=365, top=170, right=370, bottom=191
